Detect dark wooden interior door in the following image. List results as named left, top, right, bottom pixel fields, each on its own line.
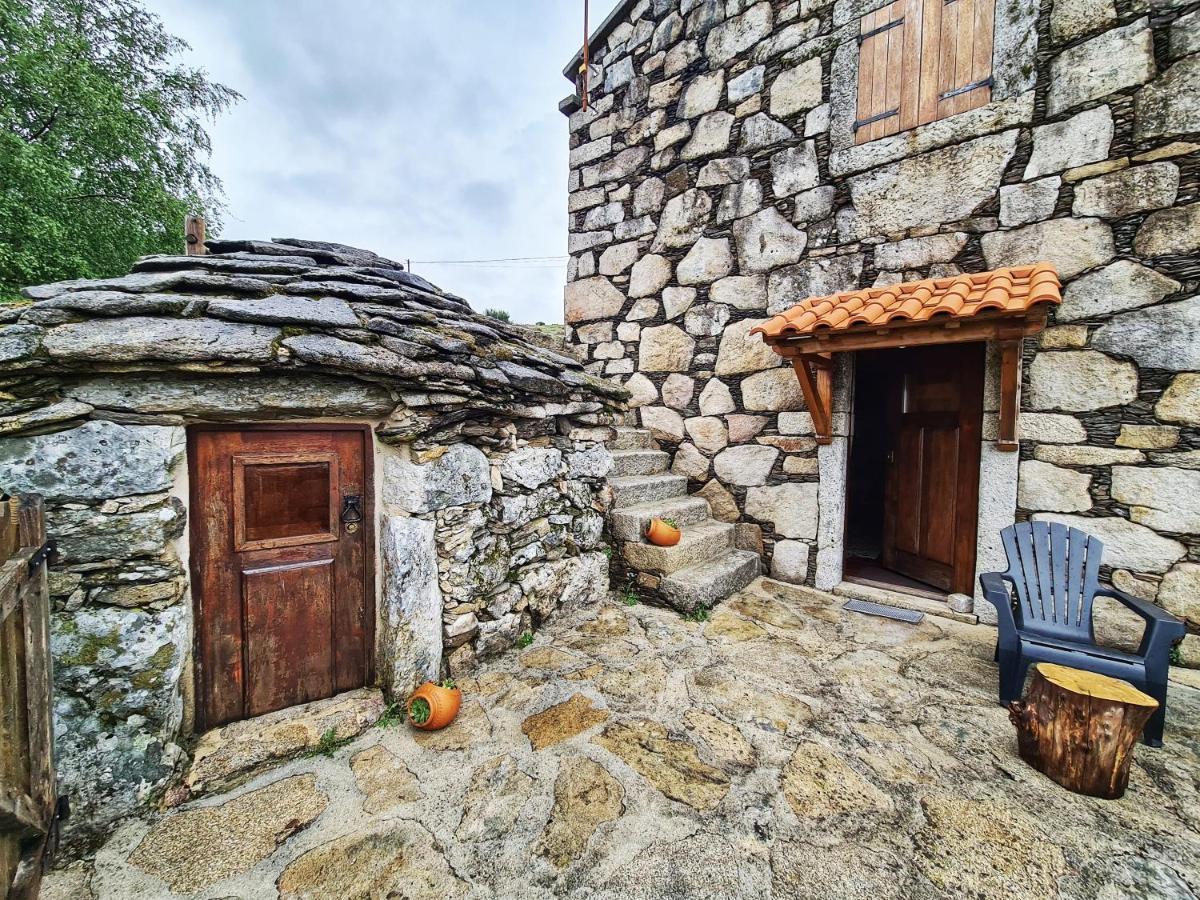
left=881, top=343, right=984, bottom=594
left=190, top=427, right=373, bottom=730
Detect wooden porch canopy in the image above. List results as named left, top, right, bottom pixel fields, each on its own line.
left=751, top=263, right=1061, bottom=450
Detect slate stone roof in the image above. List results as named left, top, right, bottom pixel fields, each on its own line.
left=5, top=238, right=623, bottom=443
left=753, top=263, right=1062, bottom=339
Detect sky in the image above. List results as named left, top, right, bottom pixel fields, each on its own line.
left=149, top=1, right=623, bottom=324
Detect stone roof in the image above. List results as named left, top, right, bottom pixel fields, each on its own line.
left=4, top=238, right=623, bottom=443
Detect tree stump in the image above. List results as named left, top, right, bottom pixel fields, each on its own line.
left=1008, top=663, right=1158, bottom=799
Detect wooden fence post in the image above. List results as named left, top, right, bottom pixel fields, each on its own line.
left=185, top=215, right=207, bottom=256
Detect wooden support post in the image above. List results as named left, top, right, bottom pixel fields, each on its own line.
left=185, top=215, right=207, bottom=256
left=1009, top=664, right=1158, bottom=799
left=791, top=354, right=834, bottom=445
left=998, top=339, right=1020, bottom=451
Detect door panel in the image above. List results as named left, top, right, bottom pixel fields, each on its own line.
left=882, top=344, right=983, bottom=594
left=190, top=427, right=373, bottom=730
left=243, top=559, right=334, bottom=717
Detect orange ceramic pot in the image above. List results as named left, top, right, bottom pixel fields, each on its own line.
left=407, top=682, right=462, bottom=731
left=645, top=518, right=681, bottom=547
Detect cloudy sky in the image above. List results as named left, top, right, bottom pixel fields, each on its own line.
left=149, top=1, right=622, bottom=324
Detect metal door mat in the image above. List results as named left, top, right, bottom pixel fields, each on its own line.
left=843, top=598, right=924, bottom=624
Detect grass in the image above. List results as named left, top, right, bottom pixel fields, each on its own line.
left=306, top=727, right=353, bottom=758
left=517, top=631, right=534, bottom=648
left=684, top=607, right=710, bottom=623
left=375, top=701, right=405, bottom=729
left=621, top=586, right=640, bottom=606
left=1171, top=644, right=1183, bottom=667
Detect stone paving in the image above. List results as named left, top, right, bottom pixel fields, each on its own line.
left=45, top=578, right=1200, bottom=899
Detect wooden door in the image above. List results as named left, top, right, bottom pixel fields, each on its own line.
left=882, top=343, right=983, bottom=594
left=190, top=426, right=373, bottom=730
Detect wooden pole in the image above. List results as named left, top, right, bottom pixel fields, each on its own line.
left=1009, top=663, right=1158, bottom=799
left=185, top=215, right=207, bottom=256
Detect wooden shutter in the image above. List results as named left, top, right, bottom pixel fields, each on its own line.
left=919, top=0, right=995, bottom=125
left=855, top=0, right=994, bottom=144
left=854, top=0, right=910, bottom=144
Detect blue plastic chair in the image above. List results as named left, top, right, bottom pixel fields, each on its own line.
left=980, top=521, right=1186, bottom=747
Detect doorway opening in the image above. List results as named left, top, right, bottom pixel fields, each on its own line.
left=844, top=342, right=985, bottom=600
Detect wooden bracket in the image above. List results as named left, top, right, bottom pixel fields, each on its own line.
left=791, top=354, right=834, bottom=445
left=998, top=339, right=1021, bottom=451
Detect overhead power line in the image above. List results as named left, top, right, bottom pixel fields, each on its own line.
left=410, top=255, right=568, bottom=265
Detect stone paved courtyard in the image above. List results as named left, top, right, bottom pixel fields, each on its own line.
left=46, top=578, right=1200, bottom=899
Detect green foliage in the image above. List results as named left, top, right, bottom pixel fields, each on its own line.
left=0, top=0, right=240, bottom=299
left=621, top=586, right=639, bottom=606
left=683, top=607, right=710, bottom=623
left=660, top=518, right=678, bottom=529
left=408, top=697, right=431, bottom=726
left=1170, top=644, right=1183, bottom=667
left=602, top=546, right=613, bottom=559
left=440, top=678, right=457, bottom=690
left=375, top=701, right=405, bottom=729
left=306, top=727, right=352, bottom=758
left=484, top=307, right=511, bottom=322
left=517, top=631, right=534, bottom=649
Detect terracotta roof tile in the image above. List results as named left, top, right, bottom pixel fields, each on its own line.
left=752, top=263, right=1061, bottom=340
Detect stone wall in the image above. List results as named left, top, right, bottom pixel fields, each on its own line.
left=0, top=239, right=620, bottom=844
left=563, top=0, right=1199, bottom=656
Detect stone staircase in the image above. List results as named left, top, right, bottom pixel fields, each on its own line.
left=607, top=427, right=759, bottom=612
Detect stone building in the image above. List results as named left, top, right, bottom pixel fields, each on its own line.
left=0, top=238, right=619, bottom=841
left=560, top=0, right=1198, bottom=654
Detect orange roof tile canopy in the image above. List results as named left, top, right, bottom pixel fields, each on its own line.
left=752, top=263, right=1061, bottom=342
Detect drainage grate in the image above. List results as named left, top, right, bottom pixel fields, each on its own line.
left=843, top=598, right=924, bottom=624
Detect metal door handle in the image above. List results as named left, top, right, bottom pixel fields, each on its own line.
left=341, top=495, right=362, bottom=533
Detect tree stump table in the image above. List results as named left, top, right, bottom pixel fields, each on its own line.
left=1008, top=663, right=1159, bottom=799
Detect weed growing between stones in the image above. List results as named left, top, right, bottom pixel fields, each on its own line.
left=517, top=631, right=534, bottom=648
left=375, top=702, right=406, bottom=729
left=306, top=728, right=353, bottom=758
left=621, top=586, right=640, bottom=606
left=684, top=607, right=711, bottom=623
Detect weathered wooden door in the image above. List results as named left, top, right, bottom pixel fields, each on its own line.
left=882, top=343, right=983, bottom=594
left=190, top=427, right=373, bottom=730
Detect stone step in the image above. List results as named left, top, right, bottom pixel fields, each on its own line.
left=622, top=521, right=735, bottom=576
left=832, top=581, right=978, bottom=626
left=610, top=449, right=670, bottom=477
left=660, top=550, right=762, bottom=612
left=608, top=473, right=687, bottom=508
left=609, top=495, right=712, bottom=542
left=612, top=427, right=655, bottom=451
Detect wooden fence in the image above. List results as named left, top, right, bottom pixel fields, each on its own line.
left=0, top=496, right=56, bottom=900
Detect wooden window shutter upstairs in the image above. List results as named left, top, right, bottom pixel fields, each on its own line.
left=854, top=0, right=910, bottom=144
left=857, top=0, right=994, bottom=144
left=920, top=0, right=995, bottom=125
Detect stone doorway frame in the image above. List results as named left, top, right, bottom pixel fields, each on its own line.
left=813, top=344, right=1018, bottom=622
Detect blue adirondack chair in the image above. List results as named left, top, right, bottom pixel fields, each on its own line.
left=980, top=521, right=1187, bottom=747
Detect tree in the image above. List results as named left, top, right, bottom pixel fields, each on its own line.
left=0, top=0, right=239, bottom=298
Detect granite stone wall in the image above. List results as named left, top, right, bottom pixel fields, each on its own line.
left=563, top=0, right=1199, bottom=658
left=0, top=240, right=619, bottom=843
